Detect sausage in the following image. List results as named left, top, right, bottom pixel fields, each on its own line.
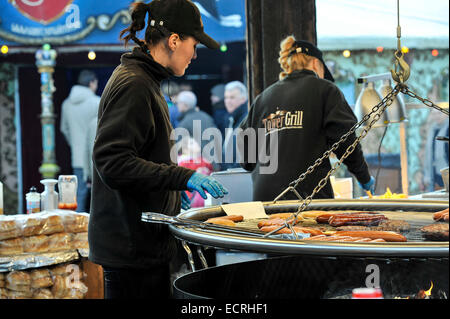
left=259, top=225, right=292, bottom=234
left=328, top=213, right=387, bottom=227
left=257, top=217, right=300, bottom=228
left=336, top=230, right=407, bottom=242
left=433, top=208, right=449, bottom=222
left=299, top=211, right=329, bottom=219
left=269, top=213, right=303, bottom=221
left=259, top=225, right=324, bottom=236
left=205, top=218, right=236, bottom=227
left=220, top=215, right=244, bottom=222
left=315, top=212, right=381, bottom=224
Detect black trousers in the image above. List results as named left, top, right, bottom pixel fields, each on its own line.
left=103, top=264, right=171, bottom=299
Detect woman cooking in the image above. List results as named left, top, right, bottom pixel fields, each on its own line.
left=88, top=0, right=228, bottom=299
left=239, top=36, right=375, bottom=201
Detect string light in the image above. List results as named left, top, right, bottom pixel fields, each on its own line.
left=88, top=51, right=96, bottom=60
left=431, top=49, right=439, bottom=57
left=1, top=45, right=8, bottom=54
left=376, top=46, right=384, bottom=53
left=342, top=50, right=351, bottom=58
left=220, top=43, right=228, bottom=52
left=401, top=46, right=409, bottom=54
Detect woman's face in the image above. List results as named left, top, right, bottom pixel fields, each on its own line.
left=168, top=36, right=199, bottom=76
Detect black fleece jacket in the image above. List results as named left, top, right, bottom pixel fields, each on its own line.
left=88, top=47, right=195, bottom=268
left=239, top=70, right=371, bottom=201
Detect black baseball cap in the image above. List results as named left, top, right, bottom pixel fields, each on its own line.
left=148, top=0, right=219, bottom=50
left=289, top=40, right=334, bottom=82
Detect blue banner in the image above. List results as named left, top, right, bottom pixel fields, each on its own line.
left=0, top=0, right=245, bottom=46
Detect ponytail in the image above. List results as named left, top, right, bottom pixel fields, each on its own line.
left=119, top=1, right=187, bottom=51
left=278, top=35, right=314, bottom=80
left=119, top=2, right=150, bottom=50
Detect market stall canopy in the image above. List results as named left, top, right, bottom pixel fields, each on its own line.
left=317, top=0, right=449, bottom=50
left=0, top=0, right=245, bottom=52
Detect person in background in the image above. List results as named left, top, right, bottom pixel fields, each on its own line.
left=210, top=83, right=228, bottom=137
left=176, top=90, right=218, bottom=166
left=60, top=69, right=100, bottom=213
left=89, top=0, right=227, bottom=299
left=161, top=80, right=181, bottom=128
left=178, top=136, right=214, bottom=207
left=424, top=115, right=449, bottom=191
left=239, top=36, right=374, bottom=201
left=222, top=80, right=248, bottom=170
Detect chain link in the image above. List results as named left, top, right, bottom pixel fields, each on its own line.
left=266, top=84, right=402, bottom=233
left=401, top=87, right=449, bottom=116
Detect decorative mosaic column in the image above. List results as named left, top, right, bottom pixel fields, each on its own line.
left=35, top=44, right=60, bottom=179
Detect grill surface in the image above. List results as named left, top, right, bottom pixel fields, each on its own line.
left=169, top=199, right=448, bottom=258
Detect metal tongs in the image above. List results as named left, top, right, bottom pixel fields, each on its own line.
left=141, top=212, right=265, bottom=238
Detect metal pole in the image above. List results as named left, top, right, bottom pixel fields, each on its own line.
left=35, top=44, right=60, bottom=179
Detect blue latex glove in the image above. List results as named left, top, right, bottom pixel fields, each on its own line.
left=187, top=172, right=228, bottom=199
left=359, top=176, right=376, bottom=195
left=181, top=191, right=191, bottom=210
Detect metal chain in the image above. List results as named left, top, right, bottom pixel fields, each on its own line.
left=401, top=86, right=449, bottom=116
left=264, top=85, right=402, bottom=236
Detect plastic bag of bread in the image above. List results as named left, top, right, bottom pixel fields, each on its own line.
left=61, top=212, right=89, bottom=233
left=50, top=263, right=74, bottom=277
left=0, top=237, right=24, bottom=256
left=30, top=268, right=53, bottom=289
left=71, top=232, right=88, bottom=249
left=6, top=271, right=31, bottom=292
left=0, top=216, right=22, bottom=240
left=48, top=233, right=72, bottom=252
left=21, top=215, right=46, bottom=237
left=41, top=213, right=65, bottom=235
left=32, top=288, right=54, bottom=299
left=23, top=235, right=49, bottom=253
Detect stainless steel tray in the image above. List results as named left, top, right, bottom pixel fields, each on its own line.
left=167, top=199, right=449, bottom=258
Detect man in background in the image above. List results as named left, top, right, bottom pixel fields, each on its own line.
left=60, top=70, right=100, bottom=212
left=222, top=81, right=248, bottom=170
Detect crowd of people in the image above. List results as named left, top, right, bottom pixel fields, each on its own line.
left=161, top=79, right=249, bottom=207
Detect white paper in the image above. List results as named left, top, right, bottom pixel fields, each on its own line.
left=221, top=201, right=268, bottom=220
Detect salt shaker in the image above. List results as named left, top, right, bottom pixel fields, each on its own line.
left=40, top=179, right=58, bottom=211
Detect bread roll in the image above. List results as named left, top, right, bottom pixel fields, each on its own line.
left=23, top=235, right=49, bottom=253
left=7, top=289, right=33, bottom=299
left=62, top=213, right=89, bottom=233
left=30, top=269, right=53, bottom=289
left=71, top=232, right=88, bottom=249
left=32, top=288, right=54, bottom=299
left=0, top=238, right=24, bottom=256
left=0, top=218, right=21, bottom=240
left=6, top=271, right=31, bottom=292
left=51, top=275, right=68, bottom=298
left=50, top=263, right=71, bottom=277
left=22, top=217, right=45, bottom=237
left=48, top=233, right=71, bottom=252
left=42, top=215, right=65, bottom=235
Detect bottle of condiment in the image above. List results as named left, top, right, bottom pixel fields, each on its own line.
left=352, top=287, right=384, bottom=299
left=57, top=175, right=78, bottom=210
left=26, top=186, right=41, bottom=214
left=40, top=179, right=58, bottom=211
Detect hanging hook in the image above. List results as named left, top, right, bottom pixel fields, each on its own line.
left=390, top=50, right=410, bottom=84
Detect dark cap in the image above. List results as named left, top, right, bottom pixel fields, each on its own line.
left=148, top=0, right=219, bottom=50
left=289, top=40, right=334, bottom=82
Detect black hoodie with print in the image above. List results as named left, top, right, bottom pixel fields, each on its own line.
left=88, top=47, right=195, bottom=268
left=239, top=70, right=371, bottom=201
